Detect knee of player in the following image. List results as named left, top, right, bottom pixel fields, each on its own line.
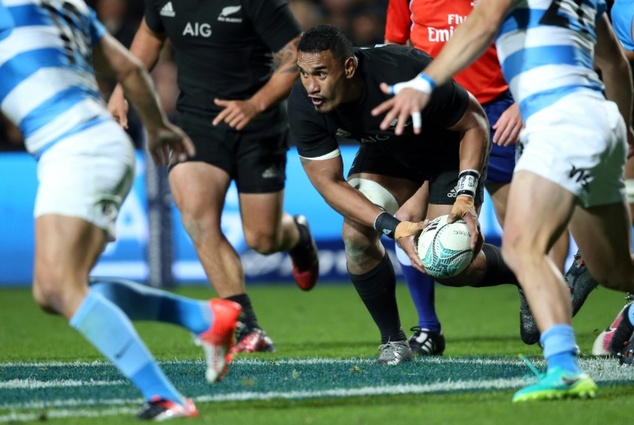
left=500, top=236, right=523, bottom=272
left=342, top=235, right=376, bottom=264
left=180, top=214, right=220, bottom=243
left=244, top=231, right=279, bottom=254
left=32, top=275, right=65, bottom=315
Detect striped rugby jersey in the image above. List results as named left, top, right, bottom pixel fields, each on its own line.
left=496, top=0, right=607, bottom=120
left=0, top=0, right=111, bottom=158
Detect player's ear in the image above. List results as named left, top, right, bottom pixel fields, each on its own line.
left=344, top=56, right=356, bottom=79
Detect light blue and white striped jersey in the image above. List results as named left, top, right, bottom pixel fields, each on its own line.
left=496, top=0, right=606, bottom=120
left=0, top=0, right=112, bottom=158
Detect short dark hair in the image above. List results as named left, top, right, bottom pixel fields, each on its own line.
left=298, top=24, right=354, bottom=62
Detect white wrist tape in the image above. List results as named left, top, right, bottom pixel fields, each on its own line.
left=391, top=73, right=436, bottom=95
left=456, top=169, right=481, bottom=198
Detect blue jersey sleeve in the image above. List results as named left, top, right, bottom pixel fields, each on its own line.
left=88, top=8, right=105, bottom=46
left=0, top=3, right=14, bottom=41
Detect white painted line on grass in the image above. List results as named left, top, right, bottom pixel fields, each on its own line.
left=0, top=379, right=126, bottom=389
left=0, top=356, right=631, bottom=422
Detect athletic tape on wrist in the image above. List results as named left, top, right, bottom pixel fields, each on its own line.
left=416, top=73, right=436, bottom=94
left=391, top=73, right=436, bottom=95
left=456, top=169, right=480, bottom=198
left=373, top=211, right=400, bottom=239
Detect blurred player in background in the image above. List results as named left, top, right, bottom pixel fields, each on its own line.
left=611, top=0, right=634, bottom=226
left=288, top=24, right=528, bottom=364
left=108, top=0, right=319, bottom=354
left=373, top=0, right=633, bottom=401
left=590, top=0, right=634, bottom=359
left=0, top=0, right=243, bottom=419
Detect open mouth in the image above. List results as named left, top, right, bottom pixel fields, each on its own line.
left=309, top=97, right=324, bottom=107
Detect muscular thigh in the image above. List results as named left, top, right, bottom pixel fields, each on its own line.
left=239, top=191, right=284, bottom=238
left=170, top=163, right=231, bottom=219
left=35, top=214, right=107, bottom=279
left=503, top=171, right=575, bottom=254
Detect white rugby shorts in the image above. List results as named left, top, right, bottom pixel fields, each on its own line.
left=34, top=120, right=136, bottom=241
left=515, top=92, right=627, bottom=208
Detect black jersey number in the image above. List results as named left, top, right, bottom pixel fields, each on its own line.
left=539, top=0, right=593, bottom=33
left=41, top=0, right=90, bottom=65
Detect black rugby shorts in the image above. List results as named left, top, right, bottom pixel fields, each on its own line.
left=175, top=112, right=289, bottom=194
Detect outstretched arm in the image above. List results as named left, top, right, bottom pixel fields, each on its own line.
left=93, top=32, right=194, bottom=165
left=371, top=0, right=513, bottom=135
left=595, top=13, right=634, bottom=153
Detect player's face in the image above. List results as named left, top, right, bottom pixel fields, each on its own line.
left=297, top=50, right=349, bottom=113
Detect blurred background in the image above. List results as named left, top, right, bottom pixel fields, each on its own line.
left=0, top=0, right=573, bottom=287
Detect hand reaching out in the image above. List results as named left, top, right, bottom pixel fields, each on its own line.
left=146, top=123, right=196, bottom=166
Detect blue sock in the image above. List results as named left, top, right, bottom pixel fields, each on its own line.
left=70, top=291, right=186, bottom=404
left=395, top=244, right=441, bottom=332
left=540, top=324, right=582, bottom=374
left=90, top=278, right=211, bottom=334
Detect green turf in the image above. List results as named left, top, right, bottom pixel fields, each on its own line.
left=1, top=282, right=633, bottom=424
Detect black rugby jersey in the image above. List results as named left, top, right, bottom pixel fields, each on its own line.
left=288, top=45, right=469, bottom=160
left=145, top=0, right=301, bottom=122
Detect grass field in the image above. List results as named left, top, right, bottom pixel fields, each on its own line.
left=1, top=281, right=634, bottom=424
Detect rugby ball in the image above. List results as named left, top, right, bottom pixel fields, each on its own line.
left=416, top=214, right=474, bottom=279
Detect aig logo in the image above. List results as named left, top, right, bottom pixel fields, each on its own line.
left=183, top=22, right=212, bottom=37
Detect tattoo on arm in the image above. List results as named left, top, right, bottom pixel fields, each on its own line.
left=273, top=36, right=300, bottom=75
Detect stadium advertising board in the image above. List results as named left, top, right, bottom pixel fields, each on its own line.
left=0, top=147, right=506, bottom=286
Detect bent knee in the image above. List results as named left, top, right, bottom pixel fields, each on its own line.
left=245, top=231, right=280, bottom=255
left=343, top=233, right=382, bottom=266
left=500, top=233, right=524, bottom=271
left=32, top=277, right=65, bottom=315
left=180, top=214, right=221, bottom=243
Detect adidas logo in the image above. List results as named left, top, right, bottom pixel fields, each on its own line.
left=160, top=2, right=175, bottom=17
left=335, top=128, right=351, bottom=137
left=262, top=165, right=280, bottom=179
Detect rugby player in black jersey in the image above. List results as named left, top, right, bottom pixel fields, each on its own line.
left=288, top=24, right=521, bottom=364
left=108, top=0, right=319, bottom=354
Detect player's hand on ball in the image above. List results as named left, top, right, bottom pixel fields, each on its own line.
left=395, top=221, right=429, bottom=272
left=448, top=195, right=475, bottom=220
left=416, top=215, right=473, bottom=278
left=448, top=195, right=480, bottom=249
left=395, top=220, right=425, bottom=240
